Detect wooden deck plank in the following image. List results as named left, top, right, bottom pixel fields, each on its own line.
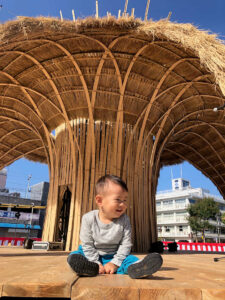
left=202, top=289, right=225, bottom=300
left=0, top=248, right=77, bottom=298
left=71, top=254, right=225, bottom=300
left=139, top=288, right=202, bottom=300
left=1, top=248, right=225, bottom=299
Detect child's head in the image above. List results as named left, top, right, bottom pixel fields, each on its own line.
left=95, top=175, right=128, bottom=221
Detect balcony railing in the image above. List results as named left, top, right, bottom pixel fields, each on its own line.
left=157, top=204, right=187, bottom=211
left=157, top=219, right=188, bottom=224
left=175, top=217, right=187, bottom=223
left=158, top=231, right=189, bottom=237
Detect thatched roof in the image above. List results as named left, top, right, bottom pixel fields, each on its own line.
left=0, top=17, right=225, bottom=193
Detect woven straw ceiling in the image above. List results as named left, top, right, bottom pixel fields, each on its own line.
left=0, top=17, right=225, bottom=194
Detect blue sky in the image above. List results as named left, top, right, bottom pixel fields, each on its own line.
left=1, top=0, right=225, bottom=196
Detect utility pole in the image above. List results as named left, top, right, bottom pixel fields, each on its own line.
left=26, top=174, right=32, bottom=198
left=217, top=213, right=221, bottom=243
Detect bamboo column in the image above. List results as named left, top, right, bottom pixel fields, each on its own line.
left=42, top=119, right=157, bottom=252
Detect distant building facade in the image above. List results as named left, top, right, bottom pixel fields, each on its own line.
left=156, top=178, right=225, bottom=242
left=0, top=181, right=49, bottom=238
left=30, top=181, right=49, bottom=234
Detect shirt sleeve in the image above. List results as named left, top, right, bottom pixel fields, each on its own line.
left=110, top=215, right=132, bottom=267
left=79, top=213, right=100, bottom=264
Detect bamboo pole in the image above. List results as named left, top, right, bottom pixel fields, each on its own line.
left=96, top=0, right=99, bottom=19
left=118, top=10, right=121, bottom=19
left=131, top=8, right=135, bottom=17
left=167, top=11, right=172, bottom=21
left=144, top=0, right=150, bottom=21
left=123, top=0, right=128, bottom=16
left=72, top=9, right=75, bottom=22
left=60, top=10, right=63, bottom=22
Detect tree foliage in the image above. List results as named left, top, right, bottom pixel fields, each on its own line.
left=187, top=197, right=219, bottom=242
left=222, top=213, right=225, bottom=225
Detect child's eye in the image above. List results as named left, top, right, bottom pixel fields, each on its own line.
left=116, top=199, right=127, bottom=204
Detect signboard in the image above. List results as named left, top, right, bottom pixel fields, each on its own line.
left=0, top=210, right=39, bottom=220
left=0, top=210, right=16, bottom=218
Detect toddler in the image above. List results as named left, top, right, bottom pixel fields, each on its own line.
left=67, top=175, right=162, bottom=278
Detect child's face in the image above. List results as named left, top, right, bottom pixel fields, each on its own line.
left=96, top=181, right=128, bottom=221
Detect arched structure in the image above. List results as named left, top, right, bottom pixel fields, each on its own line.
left=0, top=17, right=224, bottom=251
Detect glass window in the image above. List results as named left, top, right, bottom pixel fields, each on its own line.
left=175, top=199, right=185, bottom=204
left=176, top=212, right=186, bottom=217
left=189, top=199, right=195, bottom=204
left=183, top=180, right=189, bottom=187
left=165, top=226, right=173, bottom=232
left=163, top=200, right=173, bottom=206
left=164, top=213, right=174, bottom=220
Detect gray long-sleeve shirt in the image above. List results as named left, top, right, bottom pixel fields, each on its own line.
left=80, top=210, right=132, bottom=267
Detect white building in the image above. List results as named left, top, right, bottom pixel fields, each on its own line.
left=0, top=168, right=7, bottom=189
left=156, top=178, right=225, bottom=242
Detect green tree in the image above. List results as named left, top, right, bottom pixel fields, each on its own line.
left=222, top=213, right=225, bottom=225
left=187, top=197, right=219, bottom=243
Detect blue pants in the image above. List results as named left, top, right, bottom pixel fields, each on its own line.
left=70, top=245, right=139, bottom=274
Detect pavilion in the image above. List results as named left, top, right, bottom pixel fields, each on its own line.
left=0, top=15, right=224, bottom=251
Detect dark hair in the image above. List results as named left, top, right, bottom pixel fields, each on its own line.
left=95, top=175, right=128, bottom=195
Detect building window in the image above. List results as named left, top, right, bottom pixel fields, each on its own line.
left=163, top=200, right=173, bottom=206
left=175, top=199, right=185, bottom=204
left=179, top=226, right=183, bottom=232
left=165, top=226, right=170, bottom=232
left=157, top=227, right=162, bottom=232
left=156, top=213, right=161, bottom=221
left=164, top=213, right=173, bottom=218
left=176, top=212, right=186, bottom=220
left=176, top=212, right=185, bottom=216
left=183, top=180, right=189, bottom=187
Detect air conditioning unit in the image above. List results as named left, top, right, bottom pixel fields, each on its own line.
left=32, top=241, right=63, bottom=251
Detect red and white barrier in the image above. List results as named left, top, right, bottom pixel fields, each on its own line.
left=163, top=241, right=225, bottom=252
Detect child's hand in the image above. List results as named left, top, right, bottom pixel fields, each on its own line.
left=98, top=263, right=105, bottom=274
left=104, top=262, right=118, bottom=274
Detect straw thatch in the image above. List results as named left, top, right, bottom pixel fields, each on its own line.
left=0, top=16, right=224, bottom=251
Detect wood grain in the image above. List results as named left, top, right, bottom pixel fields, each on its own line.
left=0, top=248, right=77, bottom=298
left=71, top=253, right=225, bottom=300
left=0, top=249, right=225, bottom=299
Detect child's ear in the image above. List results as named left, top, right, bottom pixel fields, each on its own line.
left=95, top=194, right=103, bottom=207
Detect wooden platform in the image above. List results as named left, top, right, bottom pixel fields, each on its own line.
left=0, top=248, right=225, bottom=299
